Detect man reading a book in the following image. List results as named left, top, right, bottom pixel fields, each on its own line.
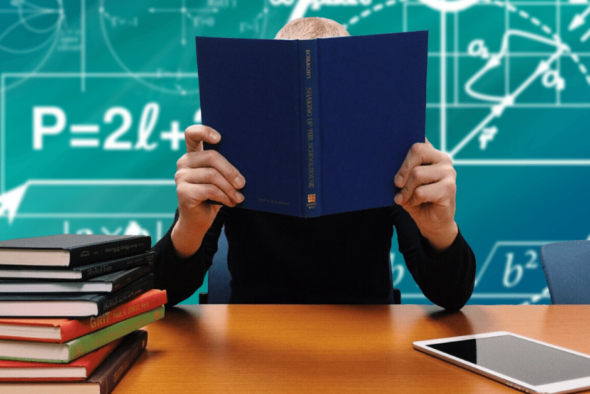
left=153, top=17, right=476, bottom=310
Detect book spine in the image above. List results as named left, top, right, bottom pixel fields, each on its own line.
left=67, top=306, right=163, bottom=362
left=299, top=40, right=322, bottom=217
left=95, top=330, right=148, bottom=394
left=61, top=289, right=167, bottom=343
left=96, top=274, right=155, bottom=316
left=69, top=236, right=151, bottom=267
left=0, top=339, right=123, bottom=381
left=78, top=251, right=155, bottom=280
left=110, top=264, right=152, bottom=293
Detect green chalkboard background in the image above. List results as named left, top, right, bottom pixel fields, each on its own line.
left=2, top=0, right=590, bottom=305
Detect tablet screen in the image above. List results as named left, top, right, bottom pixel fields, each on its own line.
left=426, top=335, right=590, bottom=386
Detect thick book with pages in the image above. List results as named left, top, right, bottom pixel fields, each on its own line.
left=0, top=264, right=152, bottom=294
left=0, top=274, right=154, bottom=317
left=0, top=307, right=162, bottom=363
left=0, top=234, right=151, bottom=267
left=0, top=337, right=123, bottom=381
left=0, top=290, right=167, bottom=343
left=196, top=31, right=427, bottom=217
left=0, top=251, right=155, bottom=281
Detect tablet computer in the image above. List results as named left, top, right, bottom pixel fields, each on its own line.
left=413, top=332, right=590, bottom=394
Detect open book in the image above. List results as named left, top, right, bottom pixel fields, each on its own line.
left=196, top=31, right=428, bottom=217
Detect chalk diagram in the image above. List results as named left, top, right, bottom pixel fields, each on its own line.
left=0, top=0, right=64, bottom=91
left=284, top=0, right=590, bottom=304
left=2, top=0, right=590, bottom=303
left=98, top=0, right=270, bottom=95
left=0, top=0, right=271, bottom=242
left=290, top=0, right=590, bottom=164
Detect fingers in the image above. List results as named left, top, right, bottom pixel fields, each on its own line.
left=176, top=124, right=245, bottom=213
left=176, top=146, right=246, bottom=207
left=394, top=163, right=455, bottom=205
left=184, top=124, right=222, bottom=153
left=177, top=182, right=237, bottom=208
left=400, top=177, right=456, bottom=208
left=176, top=166, right=244, bottom=205
left=177, top=150, right=245, bottom=191
left=395, top=143, right=451, bottom=189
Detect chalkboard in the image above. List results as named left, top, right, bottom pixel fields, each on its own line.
left=2, top=0, right=590, bottom=305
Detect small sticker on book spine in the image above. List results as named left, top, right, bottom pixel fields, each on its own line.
left=307, top=194, right=316, bottom=209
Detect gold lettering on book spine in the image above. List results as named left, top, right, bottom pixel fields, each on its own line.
left=305, top=48, right=316, bottom=209
left=114, top=346, right=139, bottom=383
left=306, top=49, right=311, bottom=80
left=90, top=311, right=111, bottom=329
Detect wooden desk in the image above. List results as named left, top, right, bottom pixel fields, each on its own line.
left=117, top=305, right=590, bottom=393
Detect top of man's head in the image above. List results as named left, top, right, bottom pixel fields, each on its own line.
left=275, top=17, right=350, bottom=40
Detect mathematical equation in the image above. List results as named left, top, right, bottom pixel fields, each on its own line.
left=391, top=241, right=554, bottom=304
left=1, top=75, right=203, bottom=187
left=33, top=104, right=190, bottom=151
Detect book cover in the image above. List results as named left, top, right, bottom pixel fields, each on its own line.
left=85, top=329, right=147, bottom=394
left=0, top=251, right=155, bottom=281
left=0, top=330, right=147, bottom=394
left=0, top=263, right=152, bottom=294
left=0, top=274, right=155, bottom=317
left=196, top=31, right=428, bottom=217
left=0, top=337, right=123, bottom=381
left=0, top=289, right=167, bottom=343
left=0, top=234, right=151, bottom=267
left=0, top=306, right=162, bottom=363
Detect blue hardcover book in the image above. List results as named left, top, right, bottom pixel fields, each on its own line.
left=195, top=31, right=427, bottom=218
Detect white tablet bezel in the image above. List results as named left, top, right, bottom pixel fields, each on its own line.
left=413, top=331, right=590, bottom=394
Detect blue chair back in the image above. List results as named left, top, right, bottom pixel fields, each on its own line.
left=540, top=240, right=590, bottom=304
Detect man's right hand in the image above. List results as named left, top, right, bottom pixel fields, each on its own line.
left=171, top=125, right=245, bottom=258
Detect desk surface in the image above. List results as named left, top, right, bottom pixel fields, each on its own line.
left=117, top=305, right=590, bottom=393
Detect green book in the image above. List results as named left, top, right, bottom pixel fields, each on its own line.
left=0, top=305, right=164, bottom=363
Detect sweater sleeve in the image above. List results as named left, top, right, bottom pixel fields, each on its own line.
left=151, top=208, right=225, bottom=308
left=392, top=206, right=476, bottom=311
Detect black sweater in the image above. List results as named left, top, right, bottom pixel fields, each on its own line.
left=152, top=205, right=476, bottom=310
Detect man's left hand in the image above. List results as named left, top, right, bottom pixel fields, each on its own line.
left=394, top=140, right=459, bottom=251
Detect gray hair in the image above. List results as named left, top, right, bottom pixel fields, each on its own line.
left=275, top=17, right=350, bottom=39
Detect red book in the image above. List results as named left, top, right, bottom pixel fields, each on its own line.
left=0, top=290, right=166, bottom=343
left=0, top=330, right=147, bottom=393
left=0, top=336, right=123, bottom=381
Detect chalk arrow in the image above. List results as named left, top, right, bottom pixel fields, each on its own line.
left=569, top=6, right=590, bottom=31
left=492, top=104, right=505, bottom=117
left=491, top=96, right=514, bottom=117
left=502, top=96, right=515, bottom=107
left=0, top=179, right=176, bottom=224
left=487, top=54, right=502, bottom=69
left=536, top=60, right=550, bottom=75
left=0, top=184, right=28, bottom=224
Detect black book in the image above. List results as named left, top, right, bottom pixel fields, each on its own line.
left=0, top=263, right=153, bottom=293
left=0, top=251, right=155, bottom=280
left=0, top=330, right=148, bottom=394
left=84, top=329, right=147, bottom=394
left=0, top=234, right=151, bottom=268
left=0, top=274, right=154, bottom=317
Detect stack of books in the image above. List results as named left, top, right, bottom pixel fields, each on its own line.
left=0, top=234, right=167, bottom=393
